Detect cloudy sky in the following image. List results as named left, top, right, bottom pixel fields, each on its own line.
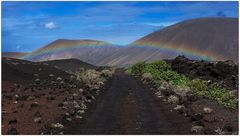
left=2, top=1, right=238, bottom=52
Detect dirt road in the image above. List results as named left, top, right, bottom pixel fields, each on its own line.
left=63, top=69, right=193, bottom=134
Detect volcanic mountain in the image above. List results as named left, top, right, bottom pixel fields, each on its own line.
left=21, top=39, right=122, bottom=65
left=2, top=18, right=238, bottom=67
left=99, top=18, right=238, bottom=66
left=132, top=18, right=238, bottom=61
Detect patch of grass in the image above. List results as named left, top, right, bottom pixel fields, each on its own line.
left=188, top=79, right=237, bottom=109
left=130, top=61, right=188, bottom=86
left=129, top=61, right=238, bottom=109
left=144, top=61, right=171, bottom=73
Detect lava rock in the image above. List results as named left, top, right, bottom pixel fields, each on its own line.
left=34, top=111, right=42, bottom=117
left=9, top=118, right=17, bottom=124
left=58, top=103, right=64, bottom=107
left=7, top=127, right=19, bottom=135
left=190, top=113, right=203, bottom=121
left=203, top=115, right=216, bottom=122
left=186, top=92, right=198, bottom=102
left=31, top=102, right=40, bottom=107
left=204, top=128, right=217, bottom=134
left=174, top=105, right=186, bottom=114
left=16, top=95, right=29, bottom=101
left=223, top=123, right=233, bottom=133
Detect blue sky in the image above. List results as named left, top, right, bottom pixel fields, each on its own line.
left=2, top=1, right=238, bottom=52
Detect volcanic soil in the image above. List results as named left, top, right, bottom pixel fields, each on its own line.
left=2, top=57, right=104, bottom=134
left=63, top=69, right=193, bottom=134
left=62, top=69, right=238, bottom=135
left=2, top=57, right=239, bottom=135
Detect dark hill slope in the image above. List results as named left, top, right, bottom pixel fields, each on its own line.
left=2, top=57, right=71, bottom=84
left=40, top=58, right=97, bottom=73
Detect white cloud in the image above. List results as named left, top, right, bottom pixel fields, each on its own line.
left=44, top=22, right=57, bottom=29
left=144, top=22, right=177, bottom=27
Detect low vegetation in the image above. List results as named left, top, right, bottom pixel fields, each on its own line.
left=128, top=61, right=238, bottom=109
left=73, top=68, right=114, bottom=90
left=188, top=79, right=237, bottom=109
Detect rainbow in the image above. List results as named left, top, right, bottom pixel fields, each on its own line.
left=21, top=39, right=226, bottom=62
left=22, top=42, right=112, bottom=61
left=11, top=53, right=28, bottom=58
left=132, top=41, right=225, bottom=61
left=3, top=52, right=28, bottom=59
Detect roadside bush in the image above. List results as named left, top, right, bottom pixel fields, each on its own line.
left=129, top=60, right=238, bottom=109
left=144, top=61, right=171, bottom=72
left=187, top=79, right=208, bottom=95
left=130, top=61, right=146, bottom=76
left=74, top=69, right=105, bottom=89
left=167, top=95, right=179, bottom=104
left=188, top=79, right=237, bottom=109
left=130, top=60, right=188, bottom=86
left=156, top=70, right=189, bottom=86
left=125, top=68, right=132, bottom=75
left=101, top=69, right=113, bottom=78
left=209, top=84, right=237, bottom=109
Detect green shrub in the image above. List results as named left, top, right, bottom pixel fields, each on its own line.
left=125, top=68, right=132, bottom=75
left=157, top=70, right=189, bottom=86
left=131, top=61, right=188, bottom=86
left=188, top=79, right=237, bottom=109
left=129, top=61, right=238, bottom=109
left=208, top=84, right=237, bottom=109
left=187, top=79, right=209, bottom=96
left=144, top=61, right=171, bottom=72
left=130, top=61, right=146, bottom=75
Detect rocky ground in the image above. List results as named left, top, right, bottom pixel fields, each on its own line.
left=169, top=55, right=238, bottom=90
left=140, top=78, right=238, bottom=134
left=137, top=56, right=239, bottom=134
left=2, top=58, right=114, bottom=134
left=2, top=57, right=239, bottom=135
